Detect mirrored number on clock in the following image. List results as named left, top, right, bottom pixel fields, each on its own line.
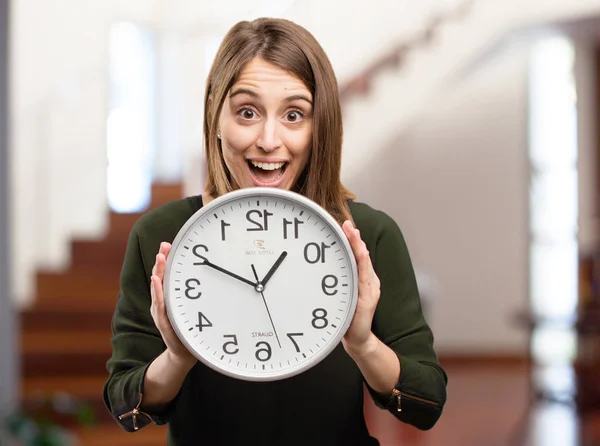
left=196, top=312, right=213, bottom=331
left=221, top=220, right=231, bottom=241
left=311, top=308, right=328, bottom=329
left=321, top=275, right=338, bottom=296
left=286, top=332, right=304, bottom=353
left=304, top=242, right=330, bottom=264
left=246, top=210, right=273, bottom=231
left=192, top=244, right=209, bottom=264
left=222, top=335, right=239, bottom=354
left=185, top=278, right=202, bottom=299
left=255, top=341, right=272, bottom=362
left=283, top=217, right=304, bottom=239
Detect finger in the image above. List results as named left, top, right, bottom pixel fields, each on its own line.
left=342, top=222, right=369, bottom=268
left=151, top=274, right=166, bottom=317
left=150, top=274, right=156, bottom=302
left=155, top=253, right=166, bottom=280
left=159, top=242, right=172, bottom=258
left=152, top=243, right=170, bottom=276
left=150, top=274, right=158, bottom=321
left=358, top=251, right=374, bottom=288
left=151, top=275, right=168, bottom=334
left=342, top=222, right=380, bottom=291
left=342, top=221, right=362, bottom=255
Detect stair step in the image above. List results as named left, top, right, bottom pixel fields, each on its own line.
left=35, top=270, right=120, bottom=303
left=23, top=352, right=111, bottom=378
left=106, top=212, right=144, bottom=241
left=22, top=330, right=113, bottom=355
left=74, top=424, right=167, bottom=446
left=105, top=183, right=185, bottom=241
left=21, top=307, right=115, bottom=331
left=104, top=191, right=185, bottom=242
left=150, top=182, right=183, bottom=208
left=23, top=375, right=107, bottom=399
left=19, top=181, right=183, bottom=431
left=71, top=239, right=128, bottom=272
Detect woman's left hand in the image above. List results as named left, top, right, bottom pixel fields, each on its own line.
left=341, top=220, right=381, bottom=357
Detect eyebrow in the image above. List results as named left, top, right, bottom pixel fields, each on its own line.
left=229, top=88, right=313, bottom=105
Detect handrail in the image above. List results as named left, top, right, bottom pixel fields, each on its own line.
left=338, top=0, right=475, bottom=104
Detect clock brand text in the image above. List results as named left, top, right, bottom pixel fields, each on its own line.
left=252, top=331, right=274, bottom=338
left=245, top=250, right=274, bottom=256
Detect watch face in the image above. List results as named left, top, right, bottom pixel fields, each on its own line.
left=164, top=187, right=358, bottom=381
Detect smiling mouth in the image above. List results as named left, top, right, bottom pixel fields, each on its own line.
left=248, top=160, right=288, bottom=184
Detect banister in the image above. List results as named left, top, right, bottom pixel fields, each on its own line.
left=339, top=0, right=475, bottom=104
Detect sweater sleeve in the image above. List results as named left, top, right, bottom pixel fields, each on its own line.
left=364, top=211, right=448, bottom=430
left=102, top=222, right=174, bottom=432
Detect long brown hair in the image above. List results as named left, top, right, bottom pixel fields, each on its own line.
left=203, top=18, right=355, bottom=225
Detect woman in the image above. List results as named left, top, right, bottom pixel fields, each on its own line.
left=103, top=17, right=447, bottom=446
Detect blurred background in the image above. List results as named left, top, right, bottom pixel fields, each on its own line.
left=2, top=0, right=600, bottom=444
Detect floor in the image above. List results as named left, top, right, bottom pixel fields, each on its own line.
left=71, top=362, right=599, bottom=446
left=366, top=361, right=599, bottom=446
left=366, top=362, right=531, bottom=446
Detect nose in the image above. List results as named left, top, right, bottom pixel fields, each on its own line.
left=256, top=119, right=281, bottom=153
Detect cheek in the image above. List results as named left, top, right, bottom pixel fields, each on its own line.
left=287, top=129, right=312, bottom=163
left=225, top=126, right=256, bottom=153
left=221, top=128, right=255, bottom=170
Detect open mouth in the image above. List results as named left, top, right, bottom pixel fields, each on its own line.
left=248, top=160, right=288, bottom=184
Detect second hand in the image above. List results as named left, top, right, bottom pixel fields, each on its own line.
left=251, top=264, right=282, bottom=348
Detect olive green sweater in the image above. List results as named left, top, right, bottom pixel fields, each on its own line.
left=103, top=195, right=447, bottom=446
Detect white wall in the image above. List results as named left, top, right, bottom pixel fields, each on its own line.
left=345, top=40, right=531, bottom=354
left=10, top=0, right=162, bottom=305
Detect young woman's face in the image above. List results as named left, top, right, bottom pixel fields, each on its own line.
left=218, top=57, right=313, bottom=190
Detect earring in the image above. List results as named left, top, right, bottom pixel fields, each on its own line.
left=217, top=131, right=221, bottom=140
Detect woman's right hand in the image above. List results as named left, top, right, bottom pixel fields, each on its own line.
left=150, top=242, right=196, bottom=366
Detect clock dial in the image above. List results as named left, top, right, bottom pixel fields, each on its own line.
left=164, top=187, right=358, bottom=381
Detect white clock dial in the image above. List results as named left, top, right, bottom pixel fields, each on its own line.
left=164, top=187, right=358, bottom=381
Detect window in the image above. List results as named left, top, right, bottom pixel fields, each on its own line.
left=106, top=22, right=157, bottom=213
left=527, top=35, right=579, bottom=446
left=528, top=35, right=579, bottom=362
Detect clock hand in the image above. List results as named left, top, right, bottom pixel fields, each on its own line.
left=259, top=251, right=288, bottom=289
left=251, top=264, right=282, bottom=349
left=198, top=259, right=257, bottom=288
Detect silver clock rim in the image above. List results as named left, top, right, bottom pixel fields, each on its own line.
left=164, top=187, right=359, bottom=382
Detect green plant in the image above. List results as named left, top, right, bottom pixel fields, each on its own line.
left=2, top=392, right=95, bottom=446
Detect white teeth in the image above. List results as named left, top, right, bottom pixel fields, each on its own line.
left=250, top=160, right=285, bottom=171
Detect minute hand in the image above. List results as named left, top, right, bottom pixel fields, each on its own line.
left=260, top=251, right=288, bottom=288
left=200, top=259, right=257, bottom=287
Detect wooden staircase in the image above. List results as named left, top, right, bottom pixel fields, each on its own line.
left=20, top=183, right=184, bottom=445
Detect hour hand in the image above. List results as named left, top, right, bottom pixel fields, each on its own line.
left=260, top=251, right=288, bottom=288
left=196, top=258, right=257, bottom=287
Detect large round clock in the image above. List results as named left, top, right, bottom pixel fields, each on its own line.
left=164, top=187, right=358, bottom=382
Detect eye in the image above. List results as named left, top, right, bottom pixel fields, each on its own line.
left=285, top=110, right=304, bottom=123
left=238, top=108, right=257, bottom=120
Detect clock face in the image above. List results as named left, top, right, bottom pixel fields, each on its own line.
left=164, top=187, right=358, bottom=382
